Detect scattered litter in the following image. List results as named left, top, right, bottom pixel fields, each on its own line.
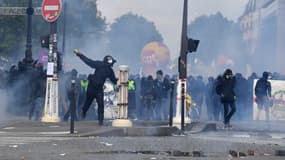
left=172, top=134, right=185, bottom=137
left=52, top=143, right=58, bottom=146
left=20, top=156, right=26, bottom=160
left=263, top=153, right=272, bottom=156
left=150, top=157, right=157, bottom=160
left=59, top=153, right=66, bottom=156
left=248, top=150, right=255, bottom=156
left=9, top=145, right=18, bottom=148
left=100, top=142, right=113, bottom=146
left=3, top=127, right=15, bottom=130
left=232, top=134, right=250, bottom=138
left=49, top=125, right=60, bottom=128
left=229, top=150, right=238, bottom=158
left=238, top=152, right=246, bottom=157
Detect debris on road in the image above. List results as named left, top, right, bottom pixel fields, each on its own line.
left=59, top=153, right=66, bottom=156
left=100, top=142, right=113, bottom=146
left=8, top=145, right=18, bottom=148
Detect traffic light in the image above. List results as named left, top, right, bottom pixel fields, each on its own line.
left=188, top=38, right=200, bottom=53
left=40, top=35, right=50, bottom=49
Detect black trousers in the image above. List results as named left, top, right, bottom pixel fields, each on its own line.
left=82, top=84, right=104, bottom=125
left=223, top=102, right=236, bottom=124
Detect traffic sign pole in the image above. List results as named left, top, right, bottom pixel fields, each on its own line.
left=41, top=0, right=62, bottom=123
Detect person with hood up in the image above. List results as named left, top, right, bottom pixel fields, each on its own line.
left=74, top=49, right=117, bottom=126
left=216, top=69, right=236, bottom=128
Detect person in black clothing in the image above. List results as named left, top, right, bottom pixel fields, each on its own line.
left=234, top=73, right=248, bottom=120
left=213, top=75, right=223, bottom=121
left=141, top=75, right=155, bottom=120
left=205, top=77, right=215, bottom=121
left=216, top=69, right=236, bottom=128
left=29, top=63, right=46, bottom=120
left=153, top=70, right=170, bottom=120
left=247, top=72, right=258, bottom=120
left=255, top=72, right=271, bottom=121
left=74, top=49, right=117, bottom=125
left=63, top=69, right=81, bottom=121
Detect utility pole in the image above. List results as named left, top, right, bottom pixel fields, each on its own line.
left=24, top=0, right=34, bottom=63
left=173, top=0, right=200, bottom=131
left=41, top=0, right=62, bottom=123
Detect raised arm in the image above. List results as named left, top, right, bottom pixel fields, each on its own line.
left=74, top=49, right=99, bottom=69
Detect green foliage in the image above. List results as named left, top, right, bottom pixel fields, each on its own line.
left=63, top=0, right=106, bottom=40
left=0, top=15, right=26, bottom=56
left=108, top=13, right=163, bottom=73
left=0, top=0, right=107, bottom=59
left=188, top=12, right=246, bottom=72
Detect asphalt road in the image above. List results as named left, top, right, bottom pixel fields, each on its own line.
left=0, top=120, right=285, bottom=160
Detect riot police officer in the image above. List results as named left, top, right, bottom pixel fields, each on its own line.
left=74, top=49, right=117, bottom=126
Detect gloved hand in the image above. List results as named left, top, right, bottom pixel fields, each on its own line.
left=73, top=49, right=81, bottom=56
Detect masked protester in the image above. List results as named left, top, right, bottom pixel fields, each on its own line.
left=74, top=49, right=117, bottom=126
left=216, top=69, right=236, bottom=129
left=255, top=71, right=272, bottom=121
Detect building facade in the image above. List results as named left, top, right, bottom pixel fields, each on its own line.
left=239, top=0, right=285, bottom=74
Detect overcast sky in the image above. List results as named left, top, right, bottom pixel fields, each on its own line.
left=97, top=0, right=249, bottom=59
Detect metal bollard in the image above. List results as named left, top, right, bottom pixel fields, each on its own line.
left=169, top=80, right=175, bottom=127
left=70, top=80, right=75, bottom=134
left=181, top=82, right=185, bottom=131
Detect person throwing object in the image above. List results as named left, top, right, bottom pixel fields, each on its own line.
left=74, top=49, right=117, bottom=126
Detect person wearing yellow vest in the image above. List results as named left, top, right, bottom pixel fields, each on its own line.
left=80, top=79, right=89, bottom=93
left=128, top=78, right=136, bottom=119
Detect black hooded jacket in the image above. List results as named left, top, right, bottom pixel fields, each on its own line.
left=216, top=74, right=236, bottom=103
left=78, top=54, right=117, bottom=91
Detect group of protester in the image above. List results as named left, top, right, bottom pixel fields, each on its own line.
left=0, top=53, right=280, bottom=127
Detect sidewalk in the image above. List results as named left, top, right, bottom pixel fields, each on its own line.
left=0, top=120, right=180, bottom=137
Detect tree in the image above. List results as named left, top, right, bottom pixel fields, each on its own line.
left=0, top=0, right=107, bottom=65
left=108, top=13, right=163, bottom=74
left=63, top=0, right=106, bottom=45
left=0, top=0, right=49, bottom=60
left=188, top=12, right=246, bottom=74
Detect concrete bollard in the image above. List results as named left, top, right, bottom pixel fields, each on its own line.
left=173, top=79, right=191, bottom=129
left=112, top=65, right=132, bottom=127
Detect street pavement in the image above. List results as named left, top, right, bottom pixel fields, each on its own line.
left=0, top=120, right=285, bottom=160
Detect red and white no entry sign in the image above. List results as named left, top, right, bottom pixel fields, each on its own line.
left=41, top=0, right=62, bottom=22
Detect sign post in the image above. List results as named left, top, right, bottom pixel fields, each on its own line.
left=41, top=0, right=62, bottom=123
